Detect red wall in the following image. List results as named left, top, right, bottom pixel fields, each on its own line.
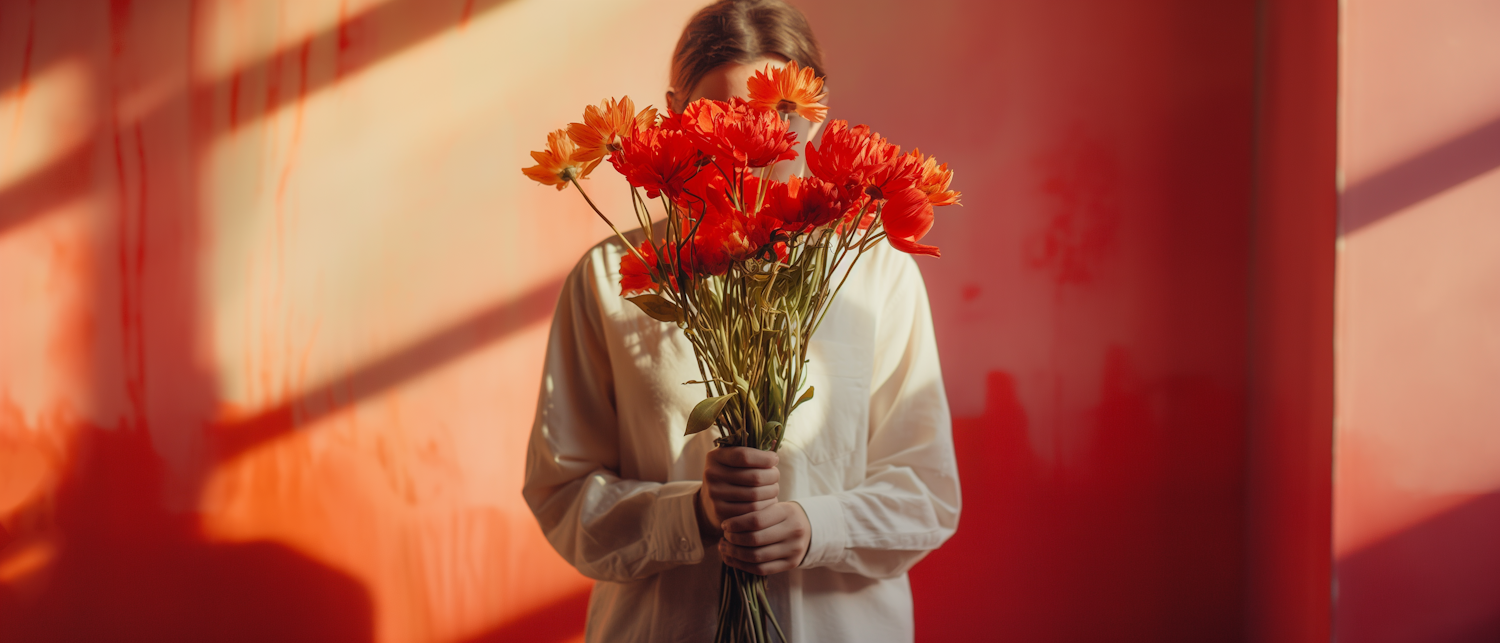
left=1, top=0, right=1492, bottom=642
left=1243, top=0, right=1338, bottom=641
left=796, top=1, right=1262, bottom=640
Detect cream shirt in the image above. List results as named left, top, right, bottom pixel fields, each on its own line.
left=523, top=227, right=960, bottom=643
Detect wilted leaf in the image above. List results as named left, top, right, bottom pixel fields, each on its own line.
left=685, top=392, right=736, bottom=436
left=627, top=294, right=683, bottom=323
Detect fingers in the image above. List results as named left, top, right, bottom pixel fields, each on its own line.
left=700, top=447, right=782, bottom=529
left=705, top=459, right=779, bottom=488
left=719, top=540, right=801, bottom=576
left=710, top=446, right=778, bottom=470
left=708, top=480, right=780, bottom=503
left=710, top=496, right=777, bottom=522
left=721, top=502, right=788, bottom=533
left=721, top=516, right=802, bottom=548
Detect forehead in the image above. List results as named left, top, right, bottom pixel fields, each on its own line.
left=685, top=56, right=788, bottom=104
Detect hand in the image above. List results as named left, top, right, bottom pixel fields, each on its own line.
left=697, top=446, right=780, bottom=538
left=718, top=501, right=811, bottom=576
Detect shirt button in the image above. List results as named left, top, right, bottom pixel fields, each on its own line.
left=678, top=537, right=691, bottom=551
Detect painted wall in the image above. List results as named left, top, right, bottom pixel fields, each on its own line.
left=1335, top=1, right=1500, bottom=641
left=0, top=1, right=708, bottom=640
left=794, top=1, right=1270, bottom=641
left=5, top=0, right=1489, bottom=642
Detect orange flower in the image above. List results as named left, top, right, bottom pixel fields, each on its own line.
left=567, top=97, right=659, bottom=163
left=521, top=129, right=600, bottom=190
left=747, top=60, right=828, bottom=123
left=908, top=148, right=961, bottom=206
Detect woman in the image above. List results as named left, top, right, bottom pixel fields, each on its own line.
left=522, top=1, right=960, bottom=641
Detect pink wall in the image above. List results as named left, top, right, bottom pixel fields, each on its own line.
left=1335, top=1, right=1500, bottom=641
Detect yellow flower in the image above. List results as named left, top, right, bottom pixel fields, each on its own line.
left=521, top=129, right=601, bottom=190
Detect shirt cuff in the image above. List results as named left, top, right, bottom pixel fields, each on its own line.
left=651, top=480, right=706, bottom=565
left=793, top=494, right=847, bottom=569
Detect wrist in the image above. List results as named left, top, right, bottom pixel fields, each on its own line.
left=694, top=484, right=722, bottom=542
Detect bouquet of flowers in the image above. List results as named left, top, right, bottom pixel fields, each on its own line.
left=522, top=61, right=957, bottom=643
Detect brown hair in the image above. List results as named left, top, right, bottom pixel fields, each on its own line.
left=669, top=0, right=827, bottom=112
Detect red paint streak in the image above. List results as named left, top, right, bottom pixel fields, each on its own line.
left=14, top=0, right=36, bottom=100
left=4, top=0, right=38, bottom=141
left=108, top=0, right=132, bottom=58
left=263, top=51, right=283, bottom=130
left=272, top=37, right=313, bottom=286
left=337, top=0, right=354, bottom=80
left=228, top=72, right=241, bottom=129
left=460, top=0, right=477, bottom=28
left=110, top=111, right=148, bottom=432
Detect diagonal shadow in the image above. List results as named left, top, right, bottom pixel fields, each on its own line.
left=196, top=0, right=514, bottom=137
left=1343, top=115, right=1500, bottom=234
left=0, top=142, right=90, bottom=233
left=213, top=277, right=563, bottom=463
left=0, top=0, right=515, bottom=236
left=1337, top=492, right=1500, bottom=642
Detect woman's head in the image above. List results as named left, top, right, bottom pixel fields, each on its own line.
left=667, top=0, right=827, bottom=113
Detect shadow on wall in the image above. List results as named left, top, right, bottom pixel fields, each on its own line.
left=910, top=357, right=1248, bottom=643
left=0, top=0, right=518, bottom=235
left=1337, top=493, right=1500, bottom=643
left=1342, top=114, right=1500, bottom=234
left=0, top=424, right=374, bottom=642
left=0, top=0, right=589, bottom=640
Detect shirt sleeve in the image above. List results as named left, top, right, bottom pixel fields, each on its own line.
left=795, top=253, right=961, bottom=579
left=522, top=252, right=706, bottom=583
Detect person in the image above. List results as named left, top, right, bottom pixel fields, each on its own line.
left=522, top=1, right=960, bottom=641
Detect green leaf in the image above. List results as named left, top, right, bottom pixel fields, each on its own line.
left=684, top=392, right=736, bottom=436
left=626, top=294, right=683, bottom=323
left=788, top=386, right=815, bottom=414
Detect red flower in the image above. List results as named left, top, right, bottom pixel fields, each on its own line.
left=679, top=98, right=799, bottom=169
left=675, top=171, right=778, bottom=275
left=762, top=176, right=848, bottom=232
left=619, top=240, right=665, bottom=296
left=805, top=120, right=912, bottom=200
left=610, top=127, right=701, bottom=199
left=880, top=186, right=941, bottom=257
